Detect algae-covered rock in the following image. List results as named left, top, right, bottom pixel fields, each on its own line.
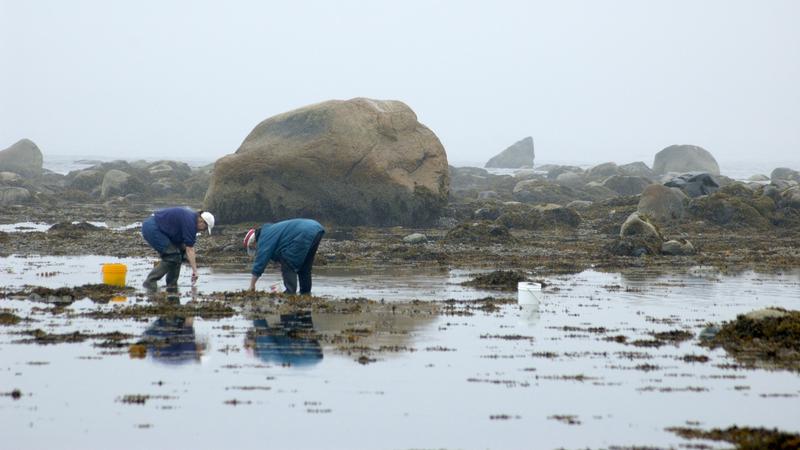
left=538, top=206, right=582, bottom=228
left=620, top=212, right=662, bottom=241
left=619, top=161, right=655, bottom=179
left=512, top=180, right=577, bottom=205
left=462, top=270, right=529, bottom=290
left=688, top=192, right=771, bottom=228
left=0, top=187, right=32, bottom=206
left=47, top=221, right=104, bottom=234
left=778, top=186, right=800, bottom=209
left=637, top=184, right=688, bottom=224
left=701, top=307, right=800, bottom=371
left=586, top=162, right=622, bottom=180
left=668, top=426, right=800, bottom=450
left=602, top=175, right=652, bottom=196
left=0, top=312, right=22, bottom=326
left=495, top=208, right=541, bottom=230
left=494, top=204, right=580, bottom=230
left=444, top=221, right=514, bottom=244
left=609, top=212, right=663, bottom=256
left=661, top=239, right=695, bottom=256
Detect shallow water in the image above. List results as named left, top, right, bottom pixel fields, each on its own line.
left=1, top=257, right=799, bottom=449
left=0, top=255, right=508, bottom=302
left=0, top=221, right=141, bottom=233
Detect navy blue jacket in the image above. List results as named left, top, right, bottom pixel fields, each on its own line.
left=153, top=207, right=198, bottom=247
left=252, top=219, right=325, bottom=277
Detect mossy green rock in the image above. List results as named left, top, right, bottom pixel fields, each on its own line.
left=689, top=192, right=771, bottom=228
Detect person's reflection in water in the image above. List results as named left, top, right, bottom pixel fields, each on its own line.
left=142, top=315, right=204, bottom=364
left=245, top=311, right=323, bottom=367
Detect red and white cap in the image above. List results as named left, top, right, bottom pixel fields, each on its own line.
left=243, top=228, right=257, bottom=249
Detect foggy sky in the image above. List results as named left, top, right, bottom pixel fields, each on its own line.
left=2, top=0, right=799, bottom=167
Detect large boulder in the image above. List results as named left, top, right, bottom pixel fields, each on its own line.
left=653, top=145, right=720, bottom=175
left=0, top=139, right=43, bottom=177
left=484, top=136, right=534, bottom=169
left=183, top=171, right=212, bottom=200
left=68, top=169, right=105, bottom=192
left=586, top=162, right=622, bottom=180
left=146, top=161, right=192, bottom=181
left=777, top=186, right=800, bottom=210
left=637, top=184, right=688, bottom=223
left=0, top=171, right=23, bottom=185
left=0, top=187, right=32, bottom=205
left=688, top=192, right=771, bottom=228
left=554, top=171, right=585, bottom=188
left=100, top=169, right=145, bottom=199
left=771, top=167, right=800, bottom=183
left=664, top=172, right=719, bottom=198
left=619, top=161, right=656, bottom=179
left=204, top=98, right=449, bottom=225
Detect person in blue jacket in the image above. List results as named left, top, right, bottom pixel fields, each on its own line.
left=141, top=207, right=215, bottom=291
left=244, top=219, right=325, bottom=294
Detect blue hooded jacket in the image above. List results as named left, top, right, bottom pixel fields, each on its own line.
left=251, top=219, right=325, bottom=277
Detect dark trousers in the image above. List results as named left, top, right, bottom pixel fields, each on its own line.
left=280, top=231, right=323, bottom=295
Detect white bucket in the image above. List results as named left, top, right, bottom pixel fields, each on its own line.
left=517, top=282, right=542, bottom=306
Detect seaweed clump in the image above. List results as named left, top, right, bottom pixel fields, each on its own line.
left=444, top=221, right=514, bottom=244
left=701, top=308, right=800, bottom=371
left=668, top=425, right=800, bottom=450
left=16, top=284, right=135, bottom=303
left=0, top=312, right=22, bottom=326
left=462, top=270, right=529, bottom=291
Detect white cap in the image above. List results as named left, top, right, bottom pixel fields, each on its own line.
left=200, top=211, right=215, bottom=235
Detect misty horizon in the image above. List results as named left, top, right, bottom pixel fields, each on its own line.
left=2, top=1, right=799, bottom=169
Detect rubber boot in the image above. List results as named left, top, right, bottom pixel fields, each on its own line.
left=164, top=261, right=182, bottom=291
left=143, top=261, right=170, bottom=291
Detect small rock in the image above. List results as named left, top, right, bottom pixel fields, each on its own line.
left=402, top=233, right=427, bottom=244
left=662, top=239, right=695, bottom=256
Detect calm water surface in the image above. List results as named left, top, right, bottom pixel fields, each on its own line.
left=1, top=255, right=799, bottom=449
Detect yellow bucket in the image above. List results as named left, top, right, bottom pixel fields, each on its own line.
left=102, top=263, right=127, bottom=287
